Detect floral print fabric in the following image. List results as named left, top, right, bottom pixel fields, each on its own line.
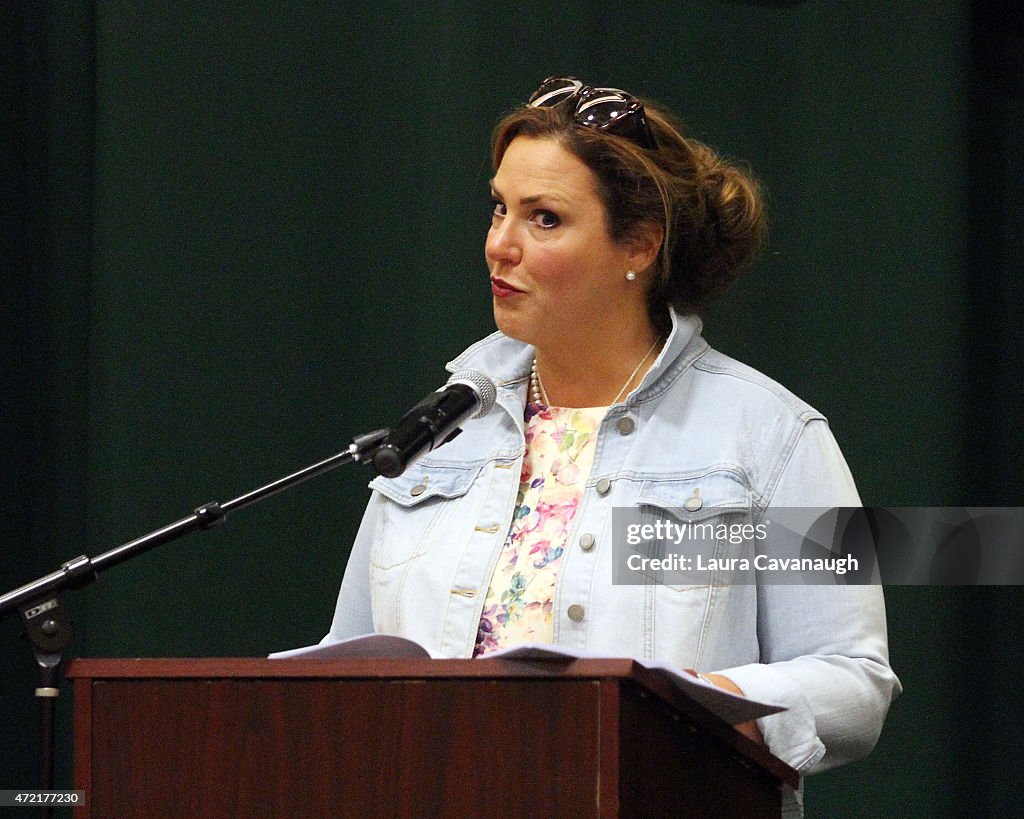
left=473, top=402, right=607, bottom=656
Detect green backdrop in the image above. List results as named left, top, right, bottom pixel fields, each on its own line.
left=3, top=2, right=1022, bottom=815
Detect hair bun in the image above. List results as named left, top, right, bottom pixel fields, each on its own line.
left=664, top=139, right=767, bottom=314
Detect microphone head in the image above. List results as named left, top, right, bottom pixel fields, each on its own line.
left=446, top=369, right=497, bottom=418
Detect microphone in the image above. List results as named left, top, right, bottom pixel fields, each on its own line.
left=372, top=369, right=497, bottom=478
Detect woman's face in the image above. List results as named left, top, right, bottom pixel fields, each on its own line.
left=485, top=136, right=647, bottom=349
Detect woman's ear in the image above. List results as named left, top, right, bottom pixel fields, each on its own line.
left=626, top=221, right=664, bottom=275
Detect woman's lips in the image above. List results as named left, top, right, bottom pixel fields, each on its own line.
left=490, top=277, right=524, bottom=298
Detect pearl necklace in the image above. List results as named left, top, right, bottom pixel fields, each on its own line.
left=530, top=336, right=662, bottom=407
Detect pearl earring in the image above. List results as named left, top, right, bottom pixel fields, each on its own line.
left=626, top=270, right=637, bottom=281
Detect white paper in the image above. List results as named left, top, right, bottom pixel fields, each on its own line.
left=269, top=635, right=785, bottom=725
left=482, top=642, right=786, bottom=724
left=267, top=633, right=431, bottom=660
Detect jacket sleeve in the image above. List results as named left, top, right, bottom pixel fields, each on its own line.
left=714, top=418, right=902, bottom=773
left=321, top=492, right=381, bottom=642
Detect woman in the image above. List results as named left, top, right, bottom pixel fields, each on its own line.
left=326, top=77, right=900, bottom=789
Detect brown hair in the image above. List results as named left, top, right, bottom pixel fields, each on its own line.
left=492, top=99, right=767, bottom=332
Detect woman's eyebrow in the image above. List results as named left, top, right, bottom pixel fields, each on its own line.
left=489, top=180, right=565, bottom=206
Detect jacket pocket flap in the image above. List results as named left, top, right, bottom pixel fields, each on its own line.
left=370, top=463, right=482, bottom=507
left=636, top=472, right=750, bottom=521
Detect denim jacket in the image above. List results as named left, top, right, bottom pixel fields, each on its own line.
left=326, top=311, right=901, bottom=776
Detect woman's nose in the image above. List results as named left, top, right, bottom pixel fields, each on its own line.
left=485, top=220, right=522, bottom=266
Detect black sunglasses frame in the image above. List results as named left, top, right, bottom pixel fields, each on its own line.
left=528, top=76, right=658, bottom=150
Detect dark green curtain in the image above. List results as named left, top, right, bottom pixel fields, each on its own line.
left=2, top=0, right=94, bottom=799
left=3, top=2, right=1021, bottom=815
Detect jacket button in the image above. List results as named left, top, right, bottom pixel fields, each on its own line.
left=410, top=484, right=427, bottom=497
left=567, top=604, right=585, bottom=622
left=616, top=416, right=635, bottom=435
left=579, top=533, right=596, bottom=552
left=596, top=477, right=611, bottom=495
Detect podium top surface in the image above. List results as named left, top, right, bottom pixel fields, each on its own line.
left=67, top=656, right=638, bottom=680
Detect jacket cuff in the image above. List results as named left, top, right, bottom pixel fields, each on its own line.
left=714, top=662, right=826, bottom=773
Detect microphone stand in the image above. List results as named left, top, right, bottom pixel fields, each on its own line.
left=0, top=428, right=390, bottom=805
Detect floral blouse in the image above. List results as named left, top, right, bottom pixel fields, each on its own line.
left=473, top=401, right=607, bottom=656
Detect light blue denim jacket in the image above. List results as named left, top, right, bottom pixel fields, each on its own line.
left=326, top=311, right=901, bottom=776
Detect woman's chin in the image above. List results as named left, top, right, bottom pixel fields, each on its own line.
left=492, top=307, right=531, bottom=344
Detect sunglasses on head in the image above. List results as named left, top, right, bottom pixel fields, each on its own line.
left=528, top=76, right=658, bottom=150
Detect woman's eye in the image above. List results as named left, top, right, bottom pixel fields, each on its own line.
left=491, top=200, right=507, bottom=219
left=531, top=210, right=560, bottom=229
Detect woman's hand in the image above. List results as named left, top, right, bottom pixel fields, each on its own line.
left=687, top=670, right=766, bottom=745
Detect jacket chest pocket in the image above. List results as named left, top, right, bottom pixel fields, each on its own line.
left=630, top=470, right=754, bottom=591
left=369, top=463, right=484, bottom=570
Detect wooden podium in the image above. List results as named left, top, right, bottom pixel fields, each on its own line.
left=67, top=657, right=797, bottom=817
